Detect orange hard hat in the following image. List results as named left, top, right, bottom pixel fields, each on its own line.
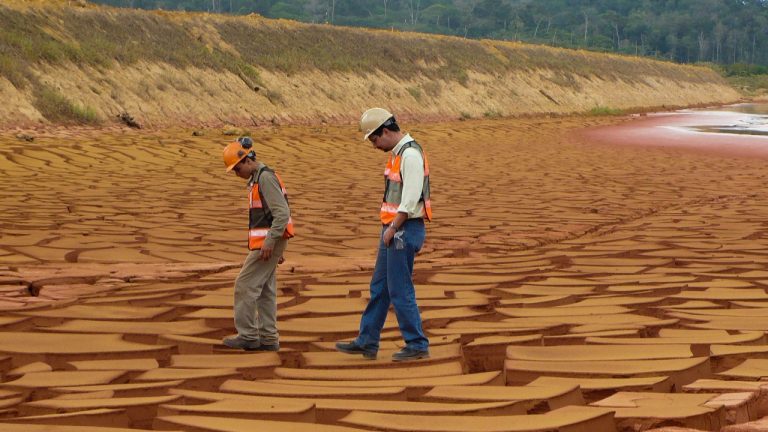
left=223, top=137, right=255, bottom=171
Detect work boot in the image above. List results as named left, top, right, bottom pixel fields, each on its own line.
left=252, top=343, right=280, bottom=352
left=222, top=336, right=260, bottom=351
left=392, top=347, right=429, bottom=362
left=335, top=341, right=377, bottom=359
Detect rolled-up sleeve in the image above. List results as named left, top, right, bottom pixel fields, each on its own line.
left=259, top=171, right=291, bottom=248
left=397, top=147, right=424, bottom=217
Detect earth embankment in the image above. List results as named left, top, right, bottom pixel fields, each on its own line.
left=0, top=1, right=741, bottom=127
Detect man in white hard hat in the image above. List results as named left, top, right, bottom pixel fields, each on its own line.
left=336, top=108, right=433, bottom=361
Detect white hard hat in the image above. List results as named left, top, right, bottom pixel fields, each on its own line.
left=360, top=107, right=394, bottom=141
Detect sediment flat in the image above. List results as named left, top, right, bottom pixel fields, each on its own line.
left=2, top=113, right=768, bottom=430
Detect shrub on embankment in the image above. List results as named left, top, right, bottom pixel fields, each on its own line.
left=0, top=1, right=741, bottom=127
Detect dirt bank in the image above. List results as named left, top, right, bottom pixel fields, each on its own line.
left=0, top=2, right=741, bottom=128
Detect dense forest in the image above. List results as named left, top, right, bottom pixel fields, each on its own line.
left=93, top=0, right=768, bottom=69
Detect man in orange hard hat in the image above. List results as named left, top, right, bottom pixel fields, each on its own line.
left=336, top=108, right=432, bottom=362
left=221, top=136, right=294, bottom=351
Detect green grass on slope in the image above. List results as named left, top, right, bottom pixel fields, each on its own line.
left=0, top=4, right=726, bottom=101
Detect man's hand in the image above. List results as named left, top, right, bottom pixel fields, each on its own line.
left=382, top=225, right=396, bottom=247
left=259, top=244, right=274, bottom=261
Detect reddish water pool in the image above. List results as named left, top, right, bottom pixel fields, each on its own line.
left=581, top=103, right=768, bottom=158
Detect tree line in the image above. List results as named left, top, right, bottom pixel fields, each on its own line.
left=91, top=0, right=768, bottom=68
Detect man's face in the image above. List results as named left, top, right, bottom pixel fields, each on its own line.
left=368, top=128, right=394, bottom=152
left=232, top=157, right=254, bottom=179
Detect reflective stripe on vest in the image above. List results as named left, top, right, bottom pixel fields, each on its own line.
left=380, top=141, right=432, bottom=224
left=248, top=167, right=295, bottom=250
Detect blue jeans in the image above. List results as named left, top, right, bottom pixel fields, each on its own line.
left=355, top=218, right=429, bottom=352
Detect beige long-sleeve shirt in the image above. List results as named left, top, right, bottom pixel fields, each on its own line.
left=249, top=163, right=291, bottom=249
left=391, top=134, right=425, bottom=219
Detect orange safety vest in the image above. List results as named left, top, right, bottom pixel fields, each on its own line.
left=248, top=166, right=295, bottom=250
left=381, top=141, right=432, bottom=224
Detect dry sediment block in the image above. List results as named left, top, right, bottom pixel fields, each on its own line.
left=720, top=417, right=768, bottom=432
left=220, top=379, right=407, bottom=400
left=686, top=318, right=768, bottom=331
left=39, top=319, right=218, bottom=344
left=673, top=288, right=768, bottom=301
left=496, top=306, right=631, bottom=318
left=0, top=332, right=173, bottom=368
left=418, top=283, right=498, bottom=292
left=501, top=314, right=676, bottom=330
left=560, top=296, right=665, bottom=307
left=169, top=353, right=280, bottom=379
left=444, top=320, right=568, bottom=335
left=686, top=280, right=757, bottom=289
left=16, top=305, right=178, bottom=326
left=170, top=388, right=525, bottom=423
left=426, top=328, right=545, bottom=343
left=0, top=408, right=132, bottom=428
left=0, top=317, right=33, bottom=331
left=0, top=394, right=26, bottom=412
left=684, top=380, right=768, bottom=418
left=495, top=295, right=575, bottom=307
left=421, top=307, right=494, bottom=325
left=338, top=405, right=617, bottom=432
left=569, top=257, right=672, bottom=267
left=719, top=359, right=768, bottom=380
left=566, top=265, right=649, bottom=274
left=275, top=360, right=465, bottom=381
left=543, top=329, right=641, bottom=345
left=590, top=391, right=727, bottom=431
left=280, top=298, right=368, bottom=315
left=66, top=358, right=159, bottom=372
left=50, top=380, right=185, bottom=398
left=710, top=345, right=768, bottom=372
left=82, top=291, right=186, bottom=306
left=506, top=344, right=696, bottom=361
left=428, top=274, right=528, bottom=284
left=0, top=423, right=157, bottom=432
left=657, top=301, right=720, bottom=310
left=421, top=383, right=584, bottom=411
left=673, top=308, right=768, bottom=318
left=607, top=283, right=688, bottom=295
left=464, top=335, right=542, bottom=372
left=706, top=392, right=762, bottom=425
left=18, top=395, right=181, bottom=428
left=2, top=371, right=129, bottom=399
left=158, top=398, right=317, bottom=423
left=505, top=357, right=709, bottom=390
left=417, top=297, right=492, bottom=309
left=495, top=286, right=595, bottom=297
left=154, top=414, right=371, bottom=432
left=528, top=376, right=674, bottom=402
left=733, top=300, right=768, bottom=308
left=6, top=362, right=52, bottom=378
left=133, top=368, right=242, bottom=391
left=259, top=371, right=503, bottom=398
left=156, top=334, right=224, bottom=354
left=0, top=389, right=22, bottom=400
left=587, top=329, right=764, bottom=346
